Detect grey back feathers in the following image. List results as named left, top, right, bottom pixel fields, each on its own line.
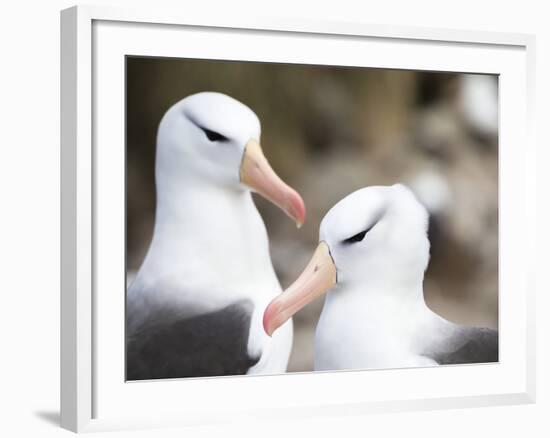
left=423, top=325, right=498, bottom=365
left=126, top=299, right=259, bottom=380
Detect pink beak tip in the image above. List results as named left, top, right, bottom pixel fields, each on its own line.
left=262, top=303, right=274, bottom=337
left=288, top=191, right=306, bottom=227
left=263, top=298, right=284, bottom=337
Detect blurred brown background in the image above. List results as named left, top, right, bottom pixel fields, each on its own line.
left=126, top=56, right=498, bottom=372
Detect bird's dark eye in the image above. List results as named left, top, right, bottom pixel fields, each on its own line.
left=342, top=223, right=377, bottom=244
left=201, top=127, right=228, bottom=142
left=343, top=229, right=368, bottom=244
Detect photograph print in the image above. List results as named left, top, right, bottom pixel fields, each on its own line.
left=125, top=56, right=498, bottom=381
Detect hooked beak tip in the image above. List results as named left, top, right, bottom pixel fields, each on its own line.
left=262, top=302, right=276, bottom=337
left=288, top=191, right=306, bottom=228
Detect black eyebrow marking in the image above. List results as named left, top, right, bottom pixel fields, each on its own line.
left=182, top=110, right=229, bottom=142
left=342, top=209, right=385, bottom=245
left=199, top=126, right=229, bottom=142
left=342, top=228, right=370, bottom=244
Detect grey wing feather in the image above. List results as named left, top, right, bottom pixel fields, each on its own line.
left=425, top=325, right=499, bottom=365
left=126, top=299, right=260, bottom=380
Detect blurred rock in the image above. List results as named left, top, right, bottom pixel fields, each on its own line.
left=459, top=74, right=499, bottom=138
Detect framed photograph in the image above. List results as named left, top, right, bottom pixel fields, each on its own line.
left=61, top=5, right=536, bottom=433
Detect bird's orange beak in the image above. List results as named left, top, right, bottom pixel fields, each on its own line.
left=240, top=139, right=306, bottom=228
left=263, top=241, right=337, bottom=336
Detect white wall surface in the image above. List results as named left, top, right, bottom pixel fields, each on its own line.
left=0, top=1, right=547, bottom=437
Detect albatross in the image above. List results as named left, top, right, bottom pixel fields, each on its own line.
left=127, top=92, right=305, bottom=380
left=263, top=184, right=498, bottom=370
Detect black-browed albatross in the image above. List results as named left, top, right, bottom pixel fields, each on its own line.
left=263, top=184, right=497, bottom=370
left=127, top=92, right=305, bottom=380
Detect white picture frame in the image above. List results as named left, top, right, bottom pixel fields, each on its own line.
left=60, top=4, right=536, bottom=433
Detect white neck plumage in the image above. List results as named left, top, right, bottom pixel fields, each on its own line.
left=140, top=173, right=279, bottom=303
left=325, top=269, right=428, bottom=314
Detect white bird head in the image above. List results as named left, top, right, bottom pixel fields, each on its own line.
left=155, top=92, right=305, bottom=226
left=263, top=184, right=430, bottom=336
